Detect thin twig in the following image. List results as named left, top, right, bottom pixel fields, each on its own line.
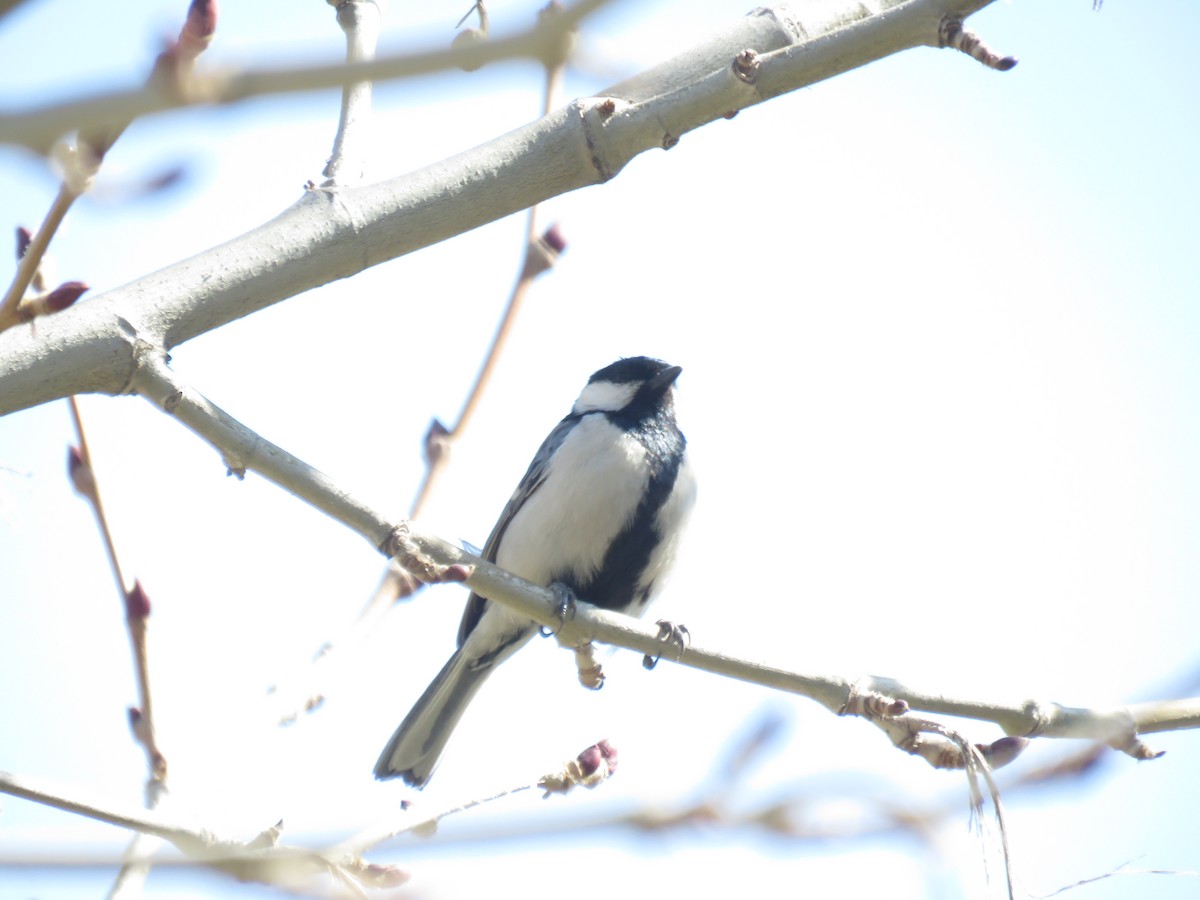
left=0, top=0, right=218, bottom=335
left=129, top=353, right=1192, bottom=756
left=0, top=771, right=407, bottom=892
left=69, top=398, right=167, bottom=776
left=68, top=398, right=127, bottom=598
left=69, top=397, right=170, bottom=898
left=322, top=0, right=381, bottom=187
left=0, top=187, right=78, bottom=333
left=410, top=5, right=570, bottom=520
left=0, top=0, right=612, bottom=154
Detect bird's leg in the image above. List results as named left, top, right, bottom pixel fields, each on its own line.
left=573, top=641, right=606, bottom=691
left=539, top=583, right=605, bottom=689
left=643, top=620, right=690, bottom=670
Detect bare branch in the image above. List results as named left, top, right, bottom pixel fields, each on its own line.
left=0, top=188, right=82, bottom=332
left=0, top=0, right=611, bottom=154
left=408, top=2, right=573, bottom=521
left=0, top=0, right=1006, bottom=416
left=322, top=0, right=381, bottom=187
left=131, top=353, right=396, bottom=549
left=0, top=0, right=218, bottom=334
left=126, top=353, right=1188, bottom=764
left=0, top=771, right=406, bottom=893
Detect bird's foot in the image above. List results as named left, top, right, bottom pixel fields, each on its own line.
left=540, top=582, right=579, bottom=637
left=643, top=619, right=690, bottom=670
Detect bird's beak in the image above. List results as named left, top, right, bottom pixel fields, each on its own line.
left=646, top=364, right=683, bottom=399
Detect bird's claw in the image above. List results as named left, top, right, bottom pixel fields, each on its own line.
left=643, top=619, right=690, bottom=669
left=540, top=582, right=579, bottom=637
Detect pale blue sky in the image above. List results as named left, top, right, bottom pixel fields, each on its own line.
left=2, top=1, right=1199, bottom=898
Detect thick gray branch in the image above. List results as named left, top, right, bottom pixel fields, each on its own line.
left=0, top=0, right=1000, bottom=416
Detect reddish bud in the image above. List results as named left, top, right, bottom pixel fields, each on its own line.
left=522, top=226, right=567, bottom=280
left=980, top=736, right=1028, bottom=769
left=128, top=706, right=154, bottom=748
left=595, top=739, right=618, bottom=772
left=188, top=0, right=218, bottom=37
left=15, top=226, right=32, bottom=260
left=576, top=739, right=618, bottom=779
left=67, top=445, right=97, bottom=501
left=45, top=281, right=87, bottom=313
left=423, top=419, right=451, bottom=467
left=125, top=580, right=152, bottom=620
left=439, top=563, right=473, bottom=583
left=141, top=167, right=187, bottom=196
left=179, top=0, right=218, bottom=60
left=540, top=223, right=567, bottom=255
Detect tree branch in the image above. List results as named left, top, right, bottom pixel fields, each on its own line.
left=0, top=771, right=407, bottom=892
left=0, top=0, right=609, bottom=154
left=321, top=0, right=382, bottom=187
left=98, top=351, right=1179, bottom=769
left=0, top=0, right=1006, bottom=416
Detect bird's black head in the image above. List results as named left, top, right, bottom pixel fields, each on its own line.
left=573, top=356, right=682, bottom=419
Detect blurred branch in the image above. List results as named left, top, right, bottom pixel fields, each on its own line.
left=0, top=741, right=616, bottom=889
left=0, top=771, right=407, bottom=893
left=410, top=2, right=572, bottom=521
left=0, top=0, right=608, bottom=154
left=0, top=193, right=86, bottom=333
left=0, top=0, right=216, bottom=334
left=0, top=0, right=31, bottom=20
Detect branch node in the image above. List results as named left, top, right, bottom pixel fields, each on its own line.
left=385, top=522, right=464, bottom=587
left=731, top=48, right=761, bottom=84
left=1106, top=708, right=1165, bottom=760
left=1021, top=699, right=1053, bottom=737
left=841, top=683, right=908, bottom=719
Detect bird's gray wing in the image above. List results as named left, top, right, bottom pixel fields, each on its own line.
left=456, top=413, right=581, bottom=646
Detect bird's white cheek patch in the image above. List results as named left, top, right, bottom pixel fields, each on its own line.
left=495, top=417, right=649, bottom=587
left=573, top=380, right=637, bottom=414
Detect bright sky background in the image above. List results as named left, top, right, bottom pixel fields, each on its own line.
left=2, top=1, right=1199, bottom=898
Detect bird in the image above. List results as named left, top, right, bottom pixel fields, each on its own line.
left=375, top=356, right=696, bottom=787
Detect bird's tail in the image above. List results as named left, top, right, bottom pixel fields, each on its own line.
left=373, top=648, right=492, bottom=787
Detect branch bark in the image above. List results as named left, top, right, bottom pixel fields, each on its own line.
left=124, top=352, right=1184, bottom=763
left=0, top=0, right=1002, bottom=416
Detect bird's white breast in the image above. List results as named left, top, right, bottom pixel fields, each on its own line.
left=495, top=415, right=650, bottom=587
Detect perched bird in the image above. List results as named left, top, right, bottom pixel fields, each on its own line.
left=375, top=356, right=696, bottom=787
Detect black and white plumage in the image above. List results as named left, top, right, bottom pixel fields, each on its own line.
left=374, top=356, right=696, bottom=787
